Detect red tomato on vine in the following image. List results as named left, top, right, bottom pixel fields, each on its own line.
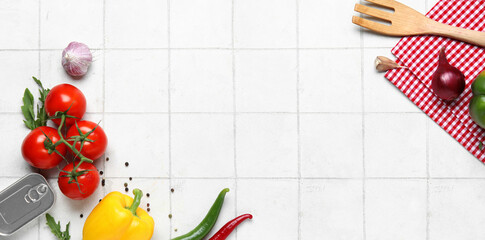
left=58, top=161, right=99, bottom=200
left=21, top=126, right=66, bottom=169
left=66, top=121, right=108, bottom=160
left=45, top=84, right=86, bottom=126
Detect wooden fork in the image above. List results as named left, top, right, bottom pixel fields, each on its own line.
left=352, top=0, right=485, bottom=48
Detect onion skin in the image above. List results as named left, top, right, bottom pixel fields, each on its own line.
left=431, top=48, right=465, bottom=101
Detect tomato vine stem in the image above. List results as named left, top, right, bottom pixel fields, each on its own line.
left=53, top=114, right=94, bottom=188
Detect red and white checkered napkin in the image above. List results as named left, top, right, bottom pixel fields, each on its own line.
left=385, top=0, right=485, bottom=162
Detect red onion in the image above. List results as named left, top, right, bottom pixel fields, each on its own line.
left=430, top=47, right=465, bottom=101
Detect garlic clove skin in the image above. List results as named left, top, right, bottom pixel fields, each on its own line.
left=375, top=56, right=406, bottom=72
left=62, top=42, right=92, bottom=77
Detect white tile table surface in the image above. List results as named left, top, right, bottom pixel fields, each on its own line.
left=0, top=0, right=485, bottom=239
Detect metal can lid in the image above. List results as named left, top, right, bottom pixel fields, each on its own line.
left=0, top=173, right=55, bottom=236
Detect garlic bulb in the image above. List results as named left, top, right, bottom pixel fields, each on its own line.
left=62, top=42, right=92, bottom=77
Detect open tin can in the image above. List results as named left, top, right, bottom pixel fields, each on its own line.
left=0, top=173, right=55, bottom=236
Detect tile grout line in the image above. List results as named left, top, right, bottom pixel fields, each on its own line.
left=360, top=2, right=366, bottom=238
left=0, top=46, right=417, bottom=52
left=296, top=0, right=302, bottom=239
left=38, top=0, right=42, bottom=238
left=167, top=0, right=173, bottom=238
left=0, top=111, right=427, bottom=115
left=425, top=3, right=430, bottom=240
left=426, top=118, right=430, bottom=240
left=6, top=175, right=485, bottom=180
left=102, top=0, right=107, bottom=199
left=425, top=3, right=430, bottom=239
left=231, top=0, right=238, bottom=238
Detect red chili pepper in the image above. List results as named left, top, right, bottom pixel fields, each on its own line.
left=209, top=214, right=253, bottom=240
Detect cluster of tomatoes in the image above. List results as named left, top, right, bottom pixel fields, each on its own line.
left=21, top=83, right=107, bottom=200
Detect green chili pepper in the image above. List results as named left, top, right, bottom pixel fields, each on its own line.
left=172, top=188, right=229, bottom=240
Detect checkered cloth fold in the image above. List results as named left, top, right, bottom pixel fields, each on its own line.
left=385, top=0, right=485, bottom=162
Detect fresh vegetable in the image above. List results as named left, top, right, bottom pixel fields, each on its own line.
left=19, top=78, right=104, bottom=198
left=45, top=83, right=86, bottom=126
left=431, top=47, right=465, bottom=101
left=21, top=77, right=50, bottom=130
left=62, top=42, right=92, bottom=77
left=21, top=126, right=66, bottom=169
left=83, top=189, right=154, bottom=240
left=50, top=113, right=100, bottom=199
left=21, top=77, right=64, bottom=169
left=374, top=56, right=406, bottom=72
left=58, top=161, right=99, bottom=200
left=172, top=188, right=230, bottom=240
left=66, top=121, right=107, bottom=160
left=46, top=213, right=71, bottom=240
left=209, top=214, right=253, bottom=240
left=470, top=70, right=485, bottom=128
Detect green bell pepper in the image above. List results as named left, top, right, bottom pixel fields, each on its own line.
left=470, top=70, right=485, bottom=128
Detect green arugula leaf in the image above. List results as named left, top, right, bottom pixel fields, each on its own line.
left=64, top=222, right=70, bottom=239
left=33, top=76, right=50, bottom=127
left=21, top=77, right=50, bottom=130
left=480, top=141, right=483, bottom=151
left=32, top=76, right=43, bottom=89
left=21, top=88, right=35, bottom=130
left=46, top=214, right=71, bottom=240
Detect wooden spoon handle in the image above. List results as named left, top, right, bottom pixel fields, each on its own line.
left=428, top=20, right=485, bottom=48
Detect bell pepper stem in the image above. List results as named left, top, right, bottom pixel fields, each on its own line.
left=127, top=189, right=143, bottom=216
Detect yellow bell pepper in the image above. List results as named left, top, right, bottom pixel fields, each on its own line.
left=83, top=189, right=154, bottom=240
